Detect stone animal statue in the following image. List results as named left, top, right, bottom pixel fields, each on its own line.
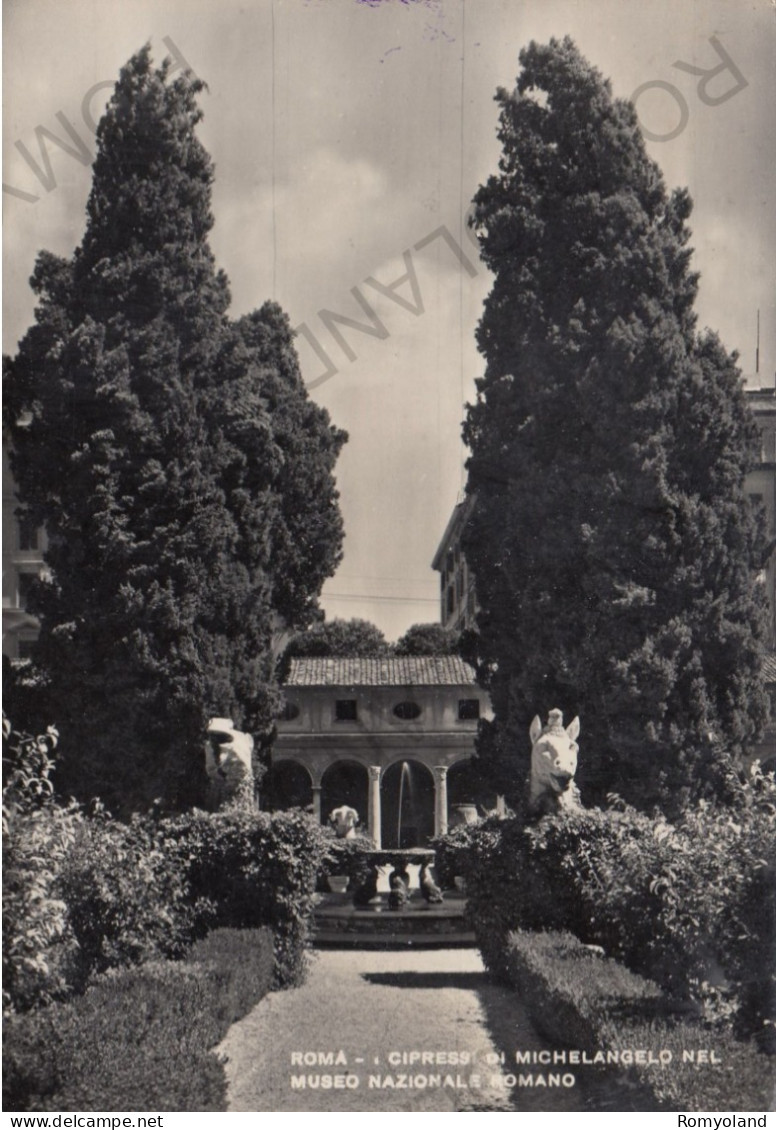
left=205, top=717, right=254, bottom=807
left=528, top=709, right=581, bottom=817
left=420, top=862, right=444, bottom=905
left=329, top=805, right=359, bottom=840
left=353, top=868, right=379, bottom=907
left=388, top=868, right=410, bottom=910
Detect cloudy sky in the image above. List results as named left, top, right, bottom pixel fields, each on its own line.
left=4, top=0, right=775, bottom=639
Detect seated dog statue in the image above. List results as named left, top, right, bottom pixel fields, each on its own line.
left=528, top=709, right=581, bottom=818
left=388, top=868, right=410, bottom=909
left=420, top=862, right=444, bottom=904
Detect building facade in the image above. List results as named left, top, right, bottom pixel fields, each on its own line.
left=745, top=386, right=776, bottom=649
left=744, top=385, right=776, bottom=769
left=431, top=494, right=477, bottom=633
left=271, top=655, right=493, bottom=847
left=2, top=443, right=47, bottom=660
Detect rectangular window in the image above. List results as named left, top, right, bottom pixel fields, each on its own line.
left=458, top=699, right=480, bottom=721
left=335, top=699, right=357, bottom=722
left=764, top=430, right=776, bottom=463
left=17, top=572, right=38, bottom=611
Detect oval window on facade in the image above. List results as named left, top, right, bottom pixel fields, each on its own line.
left=393, top=701, right=422, bottom=720
left=281, top=701, right=300, bottom=721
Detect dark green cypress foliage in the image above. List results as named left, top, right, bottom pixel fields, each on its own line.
left=463, top=37, right=768, bottom=815
left=233, top=303, right=347, bottom=630
left=4, top=48, right=345, bottom=812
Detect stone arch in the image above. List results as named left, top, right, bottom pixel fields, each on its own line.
left=447, top=756, right=497, bottom=818
left=321, top=761, right=369, bottom=833
left=381, top=759, right=435, bottom=849
left=267, top=758, right=313, bottom=812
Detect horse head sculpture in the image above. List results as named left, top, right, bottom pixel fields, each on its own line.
left=329, top=805, right=359, bottom=839
left=205, top=717, right=254, bottom=805
left=528, top=708, right=581, bottom=817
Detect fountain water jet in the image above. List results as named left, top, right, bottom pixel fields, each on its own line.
left=397, top=761, right=414, bottom=849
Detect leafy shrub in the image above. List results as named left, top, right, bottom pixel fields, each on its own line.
left=520, top=805, right=683, bottom=983
left=505, top=930, right=774, bottom=1112
left=438, top=769, right=776, bottom=1039
left=57, top=808, right=202, bottom=990
left=2, top=716, right=82, bottom=1014
left=3, top=803, right=83, bottom=1014
left=522, top=781, right=776, bottom=1038
left=161, top=805, right=330, bottom=987
left=321, top=831, right=373, bottom=889
left=658, top=777, right=776, bottom=1048
left=431, top=820, right=480, bottom=888
left=434, top=813, right=537, bottom=979
left=4, top=710, right=325, bottom=1012
left=2, top=713, right=59, bottom=829
left=3, top=927, right=273, bottom=1112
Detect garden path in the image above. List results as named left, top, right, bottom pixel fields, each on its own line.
left=219, top=948, right=587, bottom=1113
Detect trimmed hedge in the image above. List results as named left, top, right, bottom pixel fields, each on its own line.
left=3, top=927, right=274, bottom=1112
left=505, top=930, right=774, bottom=1112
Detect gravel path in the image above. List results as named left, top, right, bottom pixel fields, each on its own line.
left=219, top=948, right=587, bottom=1112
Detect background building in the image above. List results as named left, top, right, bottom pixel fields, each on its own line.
left=745, top=382, right=776, bottom=770
left=745, top=384, right=776, bottom=648
left=2, top=442, right=47, bottom=661
left=271, top=654, right=493, bottom=846
left=431, top=494, right=477, bottom=634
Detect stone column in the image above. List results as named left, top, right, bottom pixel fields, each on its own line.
left=433, top=765, right=449, bottom=837
left=311, top=785, right=322, bottom=824
left=368, top=765, right=382, bottom=849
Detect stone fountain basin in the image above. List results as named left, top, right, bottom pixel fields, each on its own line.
left=358, top=849, right=435, bottom=891
left=313, top=890, right=476, bottom=947
left=316, top=848, right=469, bottom=945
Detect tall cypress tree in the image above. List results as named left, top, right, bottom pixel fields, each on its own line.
left=463, top=37, right=768, bottom=815
left=4, top=47, right=345, bottom=811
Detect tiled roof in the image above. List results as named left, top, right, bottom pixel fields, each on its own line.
left=285, top=655, right=478, bottom=687
left=763, top=652, right=776, bottom=684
